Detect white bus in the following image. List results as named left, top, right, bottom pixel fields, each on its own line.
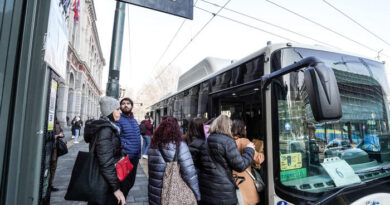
left=148, top=42, right=390, bottom=205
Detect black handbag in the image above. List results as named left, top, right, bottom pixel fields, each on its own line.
left=245, top=168, right=265, bottom=193
left=56, top=138, right=68, bottom=157
left=64, top=137, right=108, bottom=204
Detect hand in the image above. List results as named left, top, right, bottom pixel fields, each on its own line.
left=114, top=189, right=126, bottom=205
left=246, top=142, right=255, bottom=150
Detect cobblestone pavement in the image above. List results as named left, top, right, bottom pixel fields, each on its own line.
left=50, top=139, right=149, bottom=204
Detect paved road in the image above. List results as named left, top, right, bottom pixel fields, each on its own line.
left=50, top=139, right=149, bottom=204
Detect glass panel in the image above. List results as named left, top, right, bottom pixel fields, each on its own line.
left=274, top=48, right=390, bottom=194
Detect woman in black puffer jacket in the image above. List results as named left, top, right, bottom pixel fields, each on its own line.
left=84, top=96, right=126, bottom=205
left=190, top=115, right=255, bottom=205
left=148, top=116, right=200, bottom=205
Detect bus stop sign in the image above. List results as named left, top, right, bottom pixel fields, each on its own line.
left=117, top=0, right=193, bottom=20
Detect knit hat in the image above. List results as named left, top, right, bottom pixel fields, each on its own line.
left=99, top=96, right=120, bottom=117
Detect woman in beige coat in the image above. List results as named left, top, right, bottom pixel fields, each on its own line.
left=232, top=120, right=265, bottom=205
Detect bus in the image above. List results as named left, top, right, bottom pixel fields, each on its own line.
left=148, top=42, right=390, bottom=205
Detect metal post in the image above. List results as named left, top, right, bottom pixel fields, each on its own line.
left=106, top=2, right=126, bottom=99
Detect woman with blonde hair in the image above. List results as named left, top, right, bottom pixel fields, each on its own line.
left=232, top=119, right=265, bottom=205
left=191, top=114, right=255, bottom=205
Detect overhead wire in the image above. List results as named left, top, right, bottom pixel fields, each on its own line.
left=148, top=0, right=233, bottom=82
left=150, top=0, right=204, bottom=75
left=322, top=0, right=390, bottom=47
left=140, top=0, right=390, bottom=96
left=138, top=0, right=205, bottom=95
left=264, top=0, right=390, bottom=58
left=151, top=20, right=186, bottom=73
left=166, top=0, right=233, bottom=67
left=195, top=6, right=296, bottom=43
left=200, top=0, right=341, bottom=50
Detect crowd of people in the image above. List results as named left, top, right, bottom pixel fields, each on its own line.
left=62, top=95, right=265, bottom=205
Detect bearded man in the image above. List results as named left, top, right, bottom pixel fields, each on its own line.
left=116, top=97, right=141, bottom=196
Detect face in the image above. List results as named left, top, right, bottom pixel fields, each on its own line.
left=120, top=100, right=132, bottom=114
left=113, top=108, right=122, bottom=122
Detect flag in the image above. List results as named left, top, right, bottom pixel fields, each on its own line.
left=60, top=0, right=71, bottom=16
left=63, top=0, right=71, bottom=10
left=72, top=0, right=80, bottom=22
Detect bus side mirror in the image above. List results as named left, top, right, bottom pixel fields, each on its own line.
left=304, top=63, right=342, bottom=121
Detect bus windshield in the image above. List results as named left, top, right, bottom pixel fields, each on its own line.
left=273, top=47, right=390, bottom=194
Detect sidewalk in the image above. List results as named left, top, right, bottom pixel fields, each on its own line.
left=50, top=139, right=149, bottom=204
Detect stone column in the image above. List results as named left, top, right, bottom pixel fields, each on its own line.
left=67, top=89, right=76, bottom=120
left=81, top=93, right=88, bottom=121
left=56, top=83, right=69, bottom=127
left=88, top=97, right=92, bottom=118
left=91, top=98, right=95, bottom=118
left=74, top=89, right=82, bottom=117
left=96, top=102, right=100, bottom=118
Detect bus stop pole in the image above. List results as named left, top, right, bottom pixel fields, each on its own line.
left=106, top=1, right=126, bottom=99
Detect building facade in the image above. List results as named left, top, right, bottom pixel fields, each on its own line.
left=56, top=0, right=104, bottom=127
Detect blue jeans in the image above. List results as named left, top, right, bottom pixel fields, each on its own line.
left=74, top=129, right=80, bottom=142
left=142, top=135, right=151, bottom=155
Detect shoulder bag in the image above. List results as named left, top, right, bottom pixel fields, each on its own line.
left=161, top=145, right=197, bottom=205
left=56, top=138, right=68, bottom=157
left=64, top=136, right=108, bottom=204
left=245, top=168, right=265, bottom=193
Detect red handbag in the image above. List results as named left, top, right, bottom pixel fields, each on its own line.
left=116, top=155, right=133, bottom=182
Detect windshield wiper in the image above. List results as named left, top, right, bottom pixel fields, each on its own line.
left=355, top=164, right=390, bottom=174
left=309, top=176, right=390, bottom=205
left=309, top=182, right=367, bottom=205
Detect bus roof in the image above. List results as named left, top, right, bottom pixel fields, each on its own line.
left=149, top=42, right=383, bottom=109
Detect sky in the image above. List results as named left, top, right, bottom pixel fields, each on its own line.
left=94, top=0, right=390, bottom=94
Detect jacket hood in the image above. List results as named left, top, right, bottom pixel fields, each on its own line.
left=84, top=117, right=120, bottom=143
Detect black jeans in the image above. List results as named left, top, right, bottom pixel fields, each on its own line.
left=93, top=158, right=139, bottom=205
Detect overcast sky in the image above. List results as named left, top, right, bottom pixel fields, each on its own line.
left=94, top=0, right=390, bottom=94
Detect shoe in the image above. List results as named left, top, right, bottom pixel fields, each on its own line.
left=142, top=155, right=148, bottom=159
left=74, top=141, right=79, bottom=144
left=51, top=186, right=59, bottom=192
left=72, top=136, right=75, bottom=139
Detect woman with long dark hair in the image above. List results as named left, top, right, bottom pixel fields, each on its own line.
left=184, top=118, right=205, bottom=144
left=188, top=118, right=207, bottom=170
left=231, top=120, right=264, bottom=205
left=148, top=116, right=200, bottom=205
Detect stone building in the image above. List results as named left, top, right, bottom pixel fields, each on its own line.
left=56, top=0, right=104, bottom=127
